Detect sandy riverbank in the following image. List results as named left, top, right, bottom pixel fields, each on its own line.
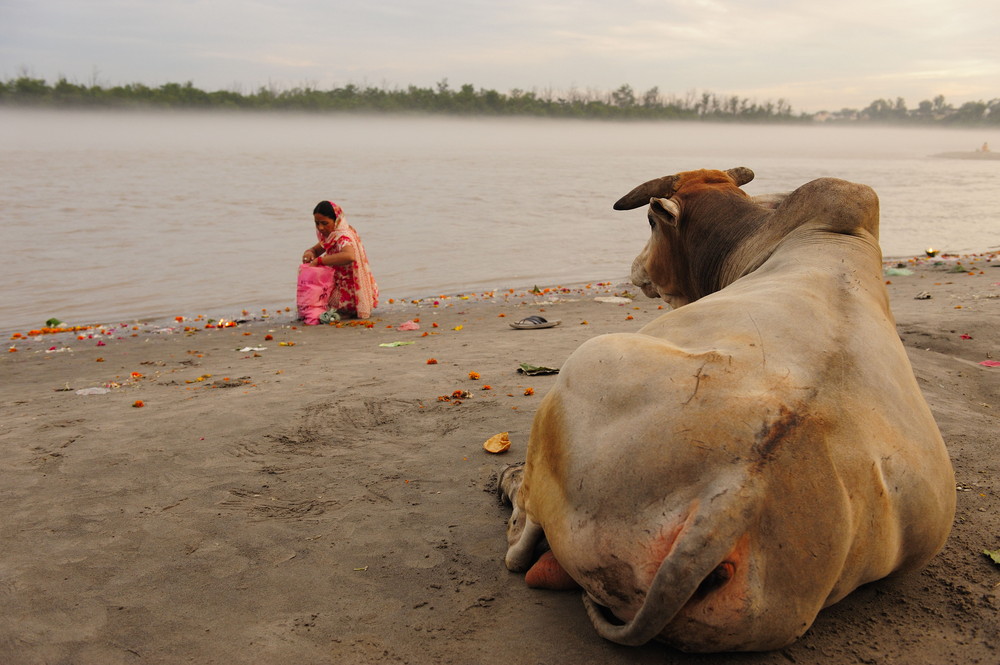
left=1, top=255, right=998, bottom=664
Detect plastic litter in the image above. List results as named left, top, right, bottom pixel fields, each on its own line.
left=75, top=387, right=110, bottom=395
left=594, top=296, right=631, bottom=304
left=884, top=267, right=913, bottom=276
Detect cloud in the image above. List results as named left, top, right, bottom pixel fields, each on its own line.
left=2, top=0, right=997, bottom=112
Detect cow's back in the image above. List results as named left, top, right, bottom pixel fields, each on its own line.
left=521, top=233, right=954, bottom=649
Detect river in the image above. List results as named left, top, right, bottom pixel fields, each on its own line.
left=1, top=109, right=997, bottom=332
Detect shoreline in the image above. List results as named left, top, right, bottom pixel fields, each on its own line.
left=7, top=249, right=998, bottom=347
left=1, top=254, right=998, bottom=663
left=4, top=278, right=637, bottom=351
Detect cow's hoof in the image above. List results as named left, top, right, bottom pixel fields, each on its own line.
left=497, top=463, right=525, bottom=505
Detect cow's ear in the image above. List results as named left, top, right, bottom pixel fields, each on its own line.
left=649, top=197, right=680, bottom=228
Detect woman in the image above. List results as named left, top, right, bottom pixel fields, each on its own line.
left=301, top=201, right=378, bottom=320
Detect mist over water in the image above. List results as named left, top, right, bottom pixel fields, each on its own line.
left=1, top=108, right=997, bottom=332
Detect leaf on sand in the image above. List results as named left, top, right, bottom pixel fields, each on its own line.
left=984, top=549, right=1000, bottom=565
left=518, top=363, right=559, bottom=376
left=379, top=341, right=415, bottom=347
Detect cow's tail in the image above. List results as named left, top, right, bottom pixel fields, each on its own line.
left=582, top=481, right=757, bottom=646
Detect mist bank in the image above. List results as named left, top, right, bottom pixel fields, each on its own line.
left=5, top=76, right=1000, bottom=126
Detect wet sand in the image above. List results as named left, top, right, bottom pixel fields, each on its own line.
left=1, top=255, right=998, bottom=664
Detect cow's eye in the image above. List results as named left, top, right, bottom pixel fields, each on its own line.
left=648, top=217, right=656, bottom=230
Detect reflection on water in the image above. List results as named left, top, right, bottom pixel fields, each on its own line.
left=1, top=109, right=997, bottom=331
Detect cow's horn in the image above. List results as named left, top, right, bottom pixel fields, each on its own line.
left=726, top=167, right=755, bottom=186
left=613, top=175, right=679, bottom=211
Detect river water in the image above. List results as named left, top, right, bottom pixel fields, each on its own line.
left=1, top=109, right=998, bottom=332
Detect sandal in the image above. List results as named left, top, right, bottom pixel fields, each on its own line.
left=509, top=315, right=561, bottom=330
left=319, top=309, right=342, bottom=324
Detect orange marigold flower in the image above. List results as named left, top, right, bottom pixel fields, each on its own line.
left=132, top=400, right=145, bottom=408
left=131, top=372, right=143, bottom=379
left=96, top=357, right=104, bottom=362
left=524, top=387, right=535, bottom=396
left=481, top=385, right=492, bottom=390
left=264, top=334, right=273, bottom=340
left=626, top=315, right=634, bottom=320
left=426, top=358, right=438, bottom=364
left=468, top=371, right=480, bottom=380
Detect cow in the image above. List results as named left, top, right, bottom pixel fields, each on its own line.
left=497, top=168, right=955, bottom=652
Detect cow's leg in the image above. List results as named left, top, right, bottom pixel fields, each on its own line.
left=498, top=464, right=545, bottom=572
left=506, top=516, right=544, bottom=572
left=497, top=463, right=523, bottom=507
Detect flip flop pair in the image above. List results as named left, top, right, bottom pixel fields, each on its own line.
left=510, top=315, right=561, bottom=330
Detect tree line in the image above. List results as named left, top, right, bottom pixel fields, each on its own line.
left=1, top=75, right=997, bottom=125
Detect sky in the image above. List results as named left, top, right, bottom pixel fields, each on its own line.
left=2, top=0, right=998, bottom=114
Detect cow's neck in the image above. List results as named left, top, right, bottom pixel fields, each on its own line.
left=681, top=198, right=772, bottom=298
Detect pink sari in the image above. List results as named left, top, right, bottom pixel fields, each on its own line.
left=317, top=222, right=379, bottom=319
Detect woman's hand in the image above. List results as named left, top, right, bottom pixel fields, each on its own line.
left=302, top=249, right=316, bottom=263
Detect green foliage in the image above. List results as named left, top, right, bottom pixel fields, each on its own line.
left=1, top=76, right=996, bottom=125
left=0, top=76, right=812, bottom=122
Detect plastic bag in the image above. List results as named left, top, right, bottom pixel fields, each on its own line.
left=296, top=264, right=334, bottom=325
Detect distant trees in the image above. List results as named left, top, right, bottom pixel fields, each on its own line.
left=825, top=93, right=999, bottom=125
left=0, top=75, right=809, bottom=122
left=1, top=75, right=997, bottom=125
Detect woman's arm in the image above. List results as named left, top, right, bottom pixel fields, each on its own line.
left=302, top=243, right=325, bottom=263
left=315, top=244, right=357, bottom=267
